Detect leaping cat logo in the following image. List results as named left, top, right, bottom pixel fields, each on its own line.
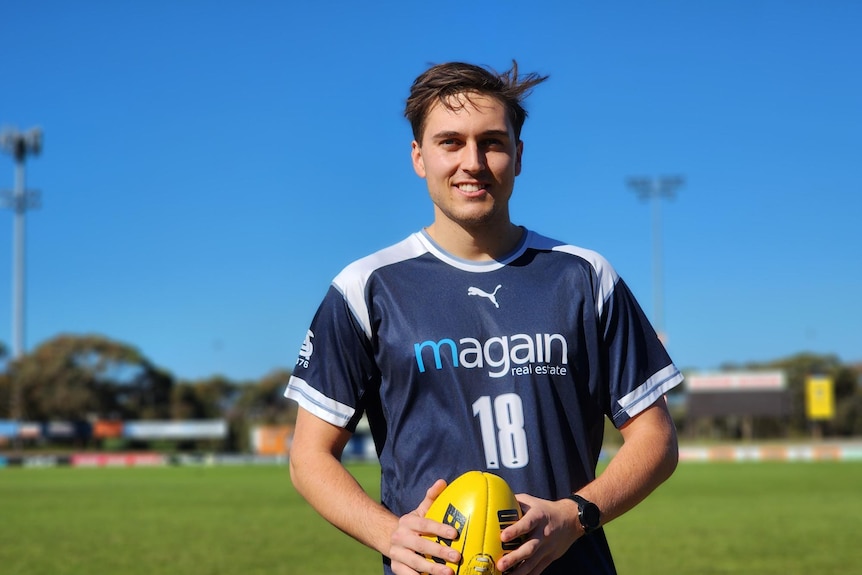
left=467, top=284, right=502, bottom=308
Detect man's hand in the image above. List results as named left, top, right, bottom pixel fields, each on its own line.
left=496, top=494, right=580, bottom=575
left=389, top=479, right=463, bottom=575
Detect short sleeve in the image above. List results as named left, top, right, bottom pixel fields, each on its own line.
left=602, top=278, right=683, bottom=427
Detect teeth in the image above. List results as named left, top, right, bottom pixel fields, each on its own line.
left=458, top=184, right=482, bottom=192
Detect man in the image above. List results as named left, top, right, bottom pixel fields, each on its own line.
left=285, top=61, right=682, bottom=574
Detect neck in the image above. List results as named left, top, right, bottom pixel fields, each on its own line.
left=425, top=220, right=524, bottom=261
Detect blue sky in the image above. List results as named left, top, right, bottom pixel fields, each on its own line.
left=1, top=1, right=859, bottom=382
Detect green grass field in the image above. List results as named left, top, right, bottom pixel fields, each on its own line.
left=1, top=461, right=860, bottom=574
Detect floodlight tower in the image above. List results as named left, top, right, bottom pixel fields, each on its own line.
left=1, top=127, right=42, bottom=423
left=626, top=175, right=684, bottom=343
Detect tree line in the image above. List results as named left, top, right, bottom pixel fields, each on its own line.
left=0, top=334, right=297, bottom=452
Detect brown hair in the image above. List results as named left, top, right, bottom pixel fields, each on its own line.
left=404, top=60, right=549, bottom=143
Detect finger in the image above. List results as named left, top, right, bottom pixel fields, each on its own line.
left=390, top=542, right=458, bottom=575
left=499, top=538, right=558, bottom=575
left=501, top=552, right=552, bottom=575
left=497, top=535, right=539, bottom=573
left=390, top=518, right=461, bottom=563
left=500, top=507, right=536, bottom=545
left=414, top=538, right=461, bottom=566
left=405, top=515, right=460, bottom=541
left=391, top=554, right=454, bottom=575
left=415, top=479, right=448, bottom=516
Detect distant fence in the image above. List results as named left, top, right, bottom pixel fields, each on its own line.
left=0, top=452, right=288, bottom=469
left=679, top=443, right=862, bottom=462
left=0, top=419, right=228, bottom=444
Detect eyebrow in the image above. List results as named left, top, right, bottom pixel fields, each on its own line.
left=430, top=129, right=511, bottom=140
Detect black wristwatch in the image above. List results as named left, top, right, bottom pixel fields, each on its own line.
left=568, top=494, right=601, bottom=534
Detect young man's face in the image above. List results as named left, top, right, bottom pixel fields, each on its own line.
left=411, top=92, right=522, bottom=235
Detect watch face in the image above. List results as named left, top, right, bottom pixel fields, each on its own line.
left=570, top=495, right=601, bottom=532
left=582, top=502, right=601, bottom=529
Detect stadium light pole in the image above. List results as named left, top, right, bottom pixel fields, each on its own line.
left=626, top=175, right=684, bottom=343
left=1, top=126, right=43, bottom=424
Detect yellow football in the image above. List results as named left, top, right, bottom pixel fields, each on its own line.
left=422, top=471, right=523, bottom=575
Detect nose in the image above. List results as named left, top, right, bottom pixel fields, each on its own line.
left=461, top=141, right=486, bottom=173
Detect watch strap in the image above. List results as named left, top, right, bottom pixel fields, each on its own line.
left=567, top=493, right=601, bottom=534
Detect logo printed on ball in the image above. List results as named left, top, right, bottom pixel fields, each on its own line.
left=498, top=509, right=522, bottom=551
left=430, top=504, right=468, bottom=565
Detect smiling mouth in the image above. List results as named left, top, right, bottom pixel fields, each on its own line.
left=456, top=183, right=486, bottom=193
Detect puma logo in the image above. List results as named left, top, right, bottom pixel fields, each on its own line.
left=468, top=285, right=502, bottom=308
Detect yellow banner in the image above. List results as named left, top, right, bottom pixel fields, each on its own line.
left=806, top=376, right=835, bottom=420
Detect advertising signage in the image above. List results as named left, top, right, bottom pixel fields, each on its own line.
left=123, top=420, right=227, bottom=440
left=686, top=371, right=786, bottom=393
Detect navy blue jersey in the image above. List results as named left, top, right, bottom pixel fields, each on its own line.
left=285, top=229, right=683, bottom=573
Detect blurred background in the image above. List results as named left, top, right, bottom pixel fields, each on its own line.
left=0, top=1, right=860, bottom=456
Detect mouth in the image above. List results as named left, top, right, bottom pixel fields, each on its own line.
left=455, top=182, right=487, bottom=195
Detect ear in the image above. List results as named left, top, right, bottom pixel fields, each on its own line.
left=514, top=140, right=523, bottom=176
left=411, top=140, right=426, bottom=178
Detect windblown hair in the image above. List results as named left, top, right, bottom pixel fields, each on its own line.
left=404, top=60, right=549, bottom=143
